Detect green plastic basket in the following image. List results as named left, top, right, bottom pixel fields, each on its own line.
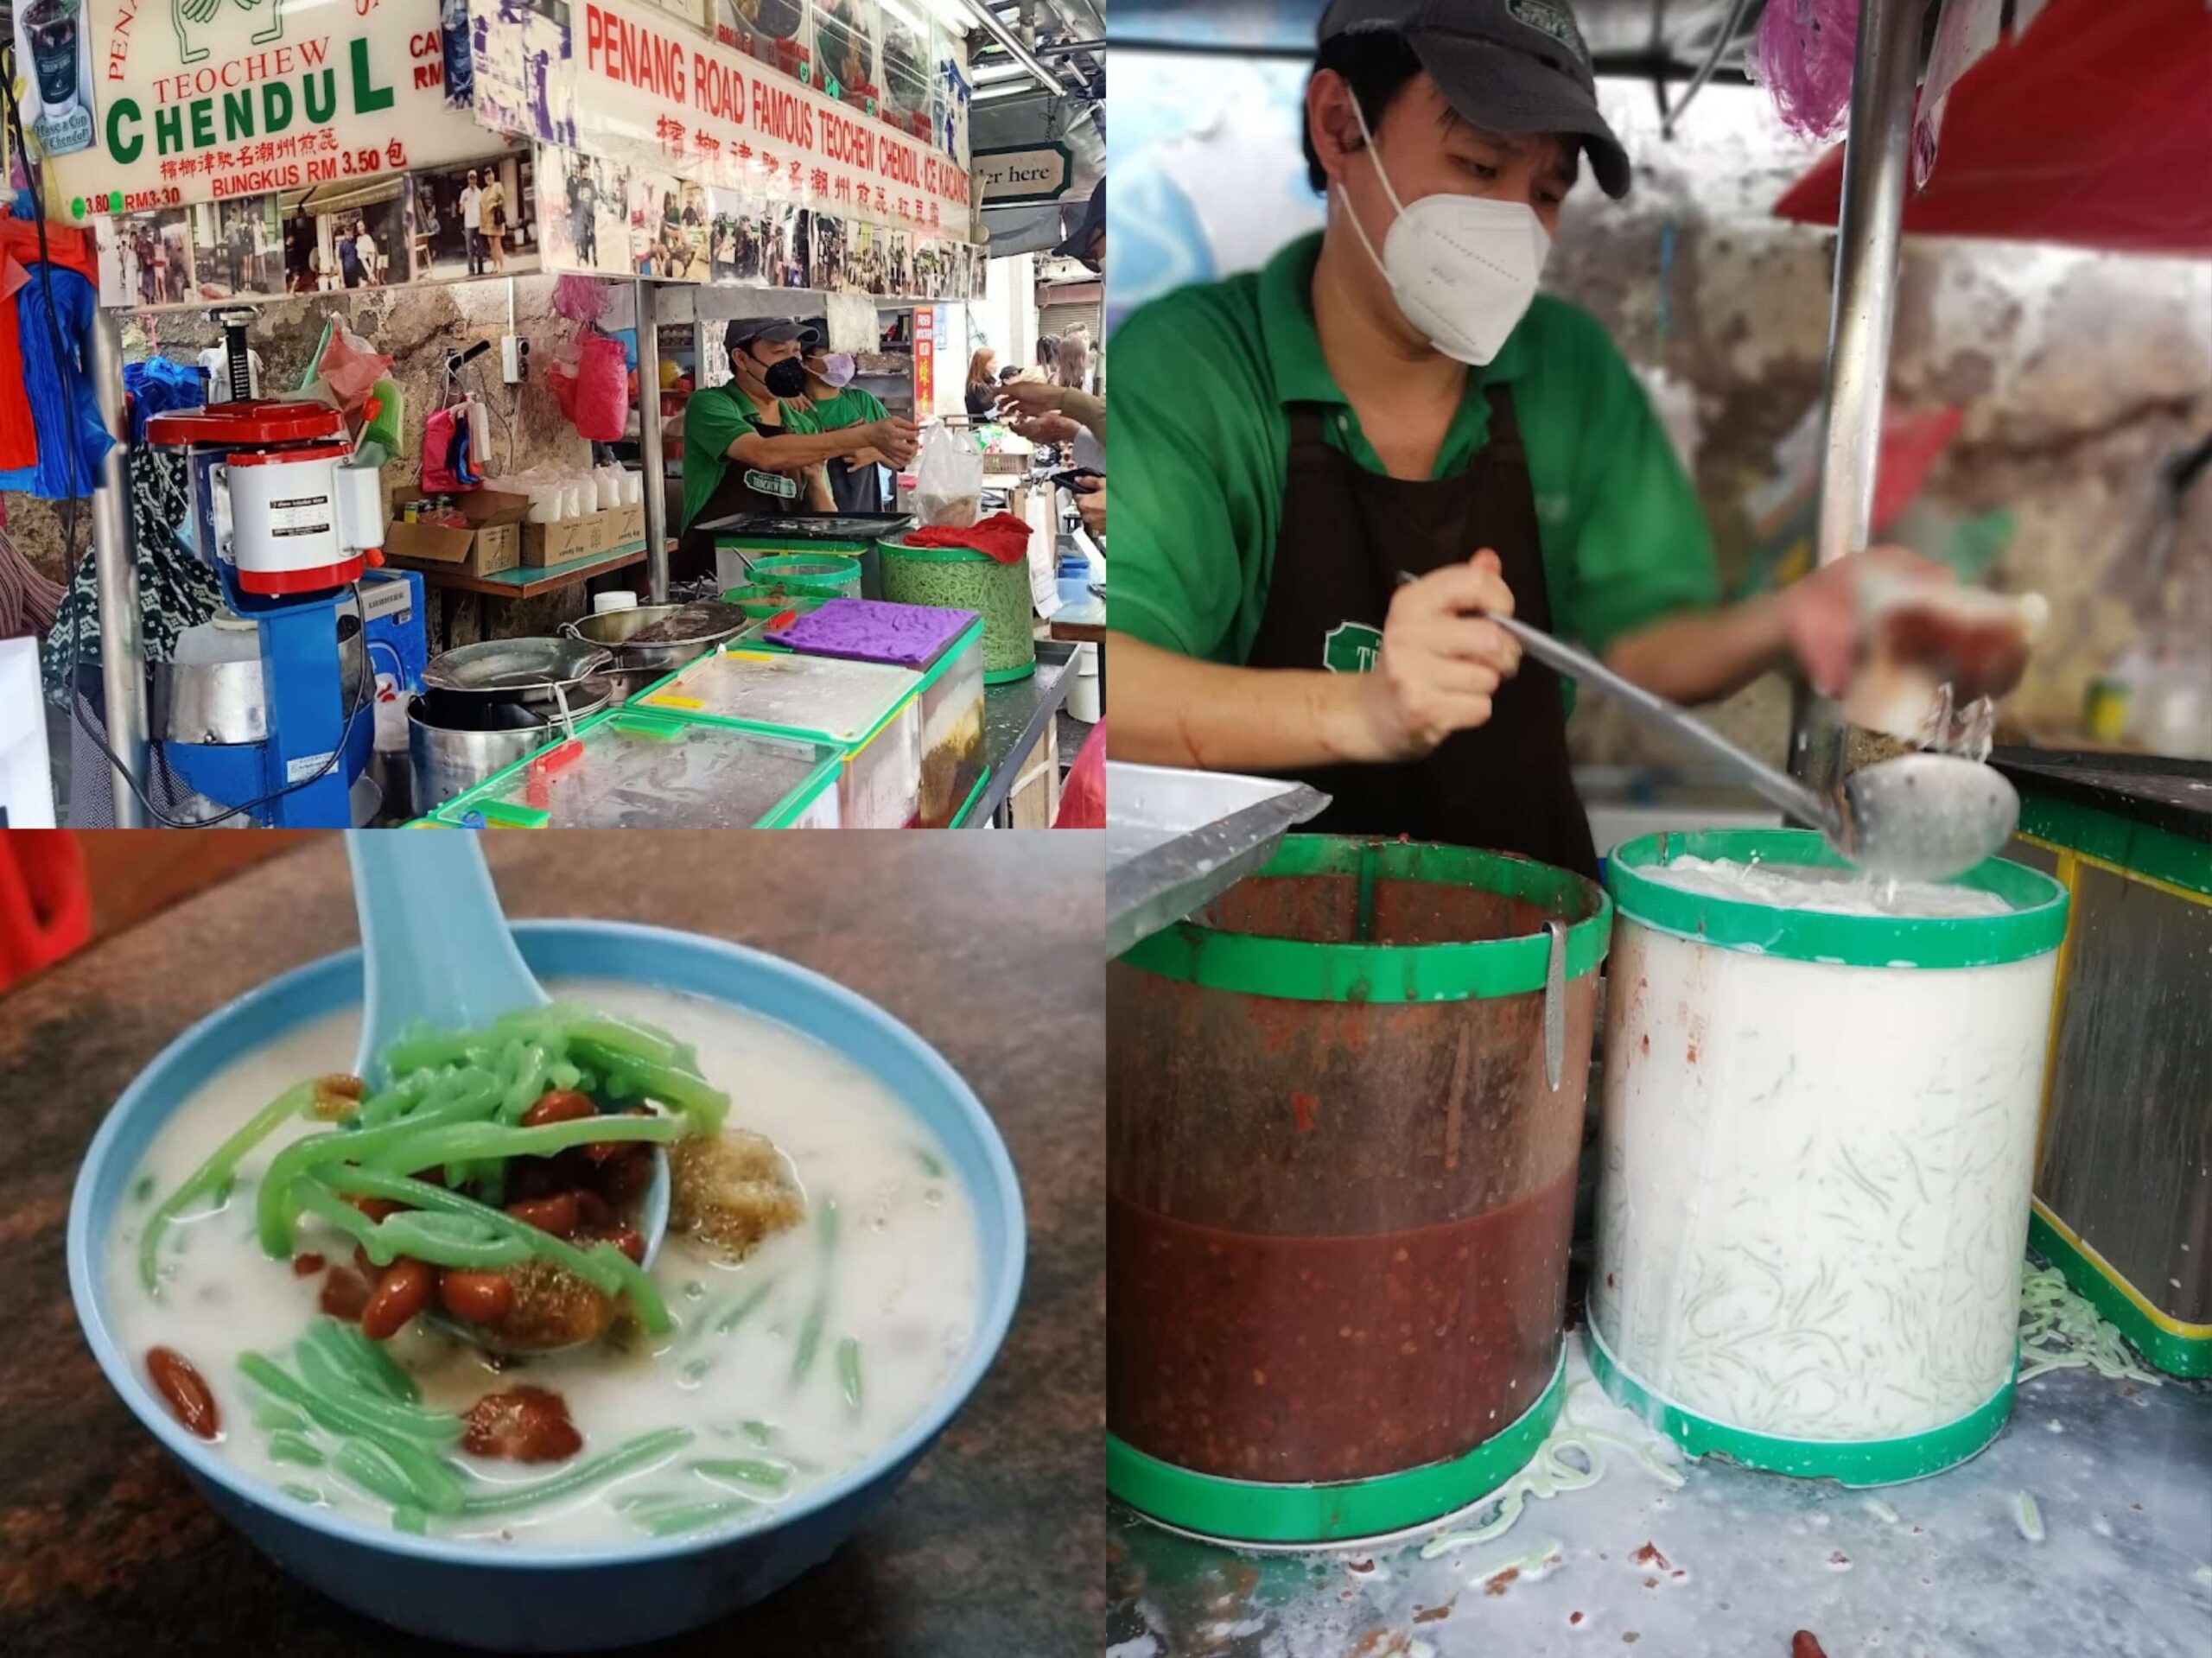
left=879, top=536, right=1035, bottom=683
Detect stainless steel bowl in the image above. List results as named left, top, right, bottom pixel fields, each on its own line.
left=422, top=637, right=613, bottom=703
left=562, top=601, right=752, bottom=697
left=406, top=676, right=619, bottom=813
left=153, top=613, right=369, bottom=746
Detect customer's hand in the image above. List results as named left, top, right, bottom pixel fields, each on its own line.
left=863, top=416, right=921, bottom=469
left=1004, top=410, right=1084, bottom=446
left=1072, top=476, right=1105, bottom=537
left=1352, top=552, right=1523, bottom=761
left=1780, top=544, right=1951, bottom=697
left=993, top=380, right=1068, bottom=422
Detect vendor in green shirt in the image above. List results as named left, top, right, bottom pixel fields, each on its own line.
left=678, top=318, right=917, bottom=575
left=1109, top=0, right=1931, bottom=874
left=797, top=340, right=899, bottom=515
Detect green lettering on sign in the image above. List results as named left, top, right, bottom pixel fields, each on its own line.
left=350, top=38, right=394, bottom=114
left=154, top=102, right=182, bottom=156
left=189, top=98, right=215, bottom=149
left=305, top=68, right=337, bottom=124
left=224, top=89, right=254, bottom=142
left=264, top=79, right=293, bottom=135
left=107, top=100, right=143, bottom=164
left=1322, top=620, right=1382, bottom=675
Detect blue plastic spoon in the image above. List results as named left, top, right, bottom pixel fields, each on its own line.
left=344, top=832, right=671, bottom=1329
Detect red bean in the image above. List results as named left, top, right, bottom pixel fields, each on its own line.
left=311, top=1074, right=367, bottom=1120
left=146, top=1347, right=220, bottom=1440
left=505, top=1193, right=580, bottom=1237
left=570, top=1189, right=614, bottom=1231
left=1792, top=1635, right=1830, bottom=1658
left=521, top=1089, right=596, bottom=1129
left=589, top=1147, right=653, bottom=1206
left=461, top=1386, right=582, bottom=1462
left=320, top=1266, right=372, bottom=1322
left=347, top=1196, right=404, bottom=1223
left=597, top=1221, right=646, bottom=1265
left=291, top=1253, right=327, bottom=1277
left=439, top=1270, right=517, bottom=1324
left=359, top=1257, right=435, bottom=1341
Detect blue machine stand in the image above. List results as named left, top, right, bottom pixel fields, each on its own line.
left=159, top=569, right=370, bottom=828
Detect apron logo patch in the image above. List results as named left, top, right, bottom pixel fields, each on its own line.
left=1322, top=620, right=1382, bottom=675
left=743, top=469, right=800, bottom=499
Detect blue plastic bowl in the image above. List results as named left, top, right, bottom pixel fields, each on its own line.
left=67, top=921, right=1027, bottom=1652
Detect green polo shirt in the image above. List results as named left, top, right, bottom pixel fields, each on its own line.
left=1110, top=232, right=1717, bottom=677
left=681, top=382, right=822, bottom=530
left=804, top=385, right=888, bottom=432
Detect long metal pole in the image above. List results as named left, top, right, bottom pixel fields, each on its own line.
left=634, top=280, right=668, bottom=603
left=87, top=308, right=149, bottom=827
left=960, top=0, right=1063, bottom=95
left=1789, top=0, right=1923, bottom=796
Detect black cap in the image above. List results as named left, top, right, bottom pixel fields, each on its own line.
left=725, top=318, right=822, bottom=354
left=1317, top=0, right=1630, bottom=199
left=1053, top=181, right=1105, bottom=260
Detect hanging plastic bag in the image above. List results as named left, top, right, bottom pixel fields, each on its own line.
left=1747, top=0, right=1860, bottom=141
left=548, top=331, right=629, bottom=441
left=298, top=319, right=392, bottom=412
left=422, top=403, right=481, bottom=493
left=551, top=273, right=610, bottom=323
left=912, top=422, right=984, bottom=527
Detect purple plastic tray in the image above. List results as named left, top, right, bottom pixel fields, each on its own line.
left=774, top=598, right=980, bottom=670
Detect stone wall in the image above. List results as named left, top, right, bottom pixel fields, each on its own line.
left=1556, top=85, right=2212, bottom=766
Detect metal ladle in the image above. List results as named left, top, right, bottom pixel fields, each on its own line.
left=1411, top=582, right=2019, bottom=880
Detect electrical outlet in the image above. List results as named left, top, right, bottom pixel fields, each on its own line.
left=500, top=334, right=529, bottom=384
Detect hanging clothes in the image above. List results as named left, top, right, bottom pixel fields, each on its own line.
left=40, top=448, right=222, bottom=707
left=124, top=357, right=212, bottom=445
left=0, top=263, right=112, bottom=499
left=0, top=214, right=99, bottom=477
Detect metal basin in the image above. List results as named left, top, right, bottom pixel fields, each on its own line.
left=406, top=676, right=618, bottom=813
left=422, top=638, right=613, bottom=703
left=563, top=601, right=752, bottom=696
left=153, top=613, right=368, bottom=746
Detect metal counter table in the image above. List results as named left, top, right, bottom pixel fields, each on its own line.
left=966, top=639, right=1077, bottom=828
left=0, top=834, right=1105, bottom=1658
left=1108, top=1310, right=2212, bottom=1656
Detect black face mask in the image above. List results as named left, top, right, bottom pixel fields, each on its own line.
left=756, top=355, right=810, bottom=399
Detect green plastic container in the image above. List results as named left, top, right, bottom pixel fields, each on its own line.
left=1591, top=829, right=2069, bottom=1485
left=737, top=552, right=863, bottom=599
left=879, top=536, right=1035, bottom=684
left=429, top=706, right=845, bottom=830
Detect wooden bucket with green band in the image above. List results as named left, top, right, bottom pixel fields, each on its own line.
left=1108, top=836, right=1611, bottom=1543
left=1591, top=829, right=2069, bottom=1485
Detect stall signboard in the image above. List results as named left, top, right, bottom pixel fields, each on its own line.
left=913, top=302, right=933, bottom=411
left=976, top=143, right=1071, bottom=207
left=46, top=0, right=504, bottom=219
left=15, top=0, right=99, bottom=160
left=471, top=0, right=975, bottom=244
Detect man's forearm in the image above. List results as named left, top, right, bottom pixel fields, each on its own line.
left=1106, top=632, right=1384, bottom=771
left=729, top=429, right=869, bottom=471
left=1604, top=595, right=1789, bottom=707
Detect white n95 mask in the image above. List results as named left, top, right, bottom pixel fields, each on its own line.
left=1336, top=98, right=1552, bottom=366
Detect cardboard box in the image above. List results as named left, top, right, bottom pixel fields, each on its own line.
left=521, top=511, right=607, bottom=569
left=383, top=487, right=528, bottom=578
left=610, top=502, right=646, bottom=549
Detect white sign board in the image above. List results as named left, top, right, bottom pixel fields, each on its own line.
left=976, top=143, right=1071, bottom=206
left=48, top=0, right=500, bottom=217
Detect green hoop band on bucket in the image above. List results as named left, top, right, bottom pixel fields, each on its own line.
left=1107, top=1350, right=1567, bottom=1544
left=1605, top=829, right=2069, bottom=970
left=1581, top=1318, right=2015, bottom=1488
left=1117, top=837, right=1612, bottom=1002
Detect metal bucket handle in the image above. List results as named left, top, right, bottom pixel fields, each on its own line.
left=1543, top=918, right=1567, bottom=1093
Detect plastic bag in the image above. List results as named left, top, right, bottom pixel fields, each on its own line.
left=1054, top=721, right=1108, bottom=829
left=912, top=422, right=984, bottom=527
left=549, top=332, right=630, bottom=441
left=303, top=319, right=391, bottom=413
left=551, top=273, right=610, bottom=324
left=422, top=404, right=480, bottom=493
left=1748, top=0, right=1860, bottom=141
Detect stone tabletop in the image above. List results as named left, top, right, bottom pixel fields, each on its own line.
left=0, top=832, right=1104, bottom=1657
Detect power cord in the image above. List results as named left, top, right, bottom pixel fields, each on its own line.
left=3, top=62, right=373, bottom=828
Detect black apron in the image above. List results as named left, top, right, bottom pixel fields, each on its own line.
left=1245, top=388, right=1598, bottom=877
left=677, top=387, right=810, bottom=581
left=823, top=454, right=890, bottom=515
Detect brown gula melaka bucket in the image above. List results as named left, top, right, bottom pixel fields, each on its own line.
left=1106, top=836, right=1612, bottom=1544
